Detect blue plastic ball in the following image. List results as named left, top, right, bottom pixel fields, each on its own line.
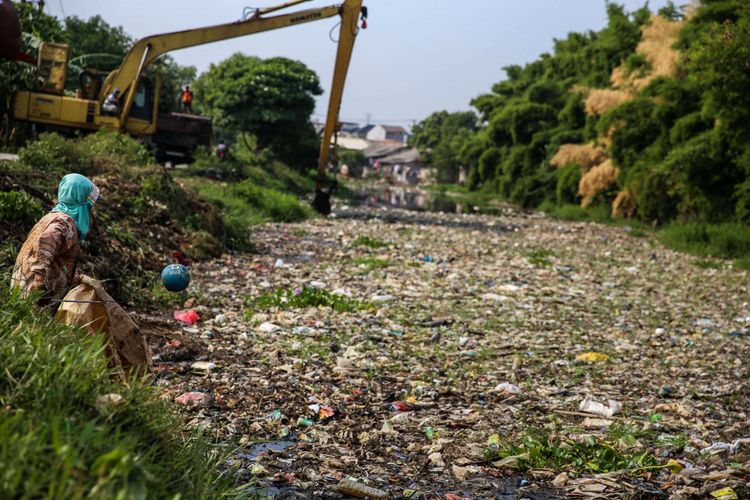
left=161, top=264, right=190, bottom=292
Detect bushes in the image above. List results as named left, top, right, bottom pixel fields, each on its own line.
left=0, top=191, right=44, bottom=229
left=17, top=132, right=153, bottom=175
left=634, top=169, right=679, bottom=223
left=185, top=171, right=314, bottom=252
left=18, top=133, right=93, bottom=175
left=232, top=180, right=312, bottom=223
left=79, top=131, right=154, bottom=169
left=556, top=164, right=581, bottom=205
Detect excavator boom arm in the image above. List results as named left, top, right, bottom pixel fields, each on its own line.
left=103, top=2, right=345, bottom=118
left=317, top=0, right=362, bottom=178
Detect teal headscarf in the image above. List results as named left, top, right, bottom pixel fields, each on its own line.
left=51, top=173, right=100, bottom=241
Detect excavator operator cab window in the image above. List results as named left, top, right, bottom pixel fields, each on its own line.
left=128, top=78, right=155, bottom=122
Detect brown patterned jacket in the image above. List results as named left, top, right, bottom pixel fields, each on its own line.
left=11, top=212, right=82, bottom=306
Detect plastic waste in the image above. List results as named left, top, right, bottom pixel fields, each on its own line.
left=266, top=409, right=282, bottom=421
left=175, top=391, right=209, bottom=406
left=337, top=478, right=388, bottom=499
left=371, top=294, right=396, bottom=302
left=174, top=309, right=200, bottom=325
left=56, top=276, right=151, bottom=376
left=579, top=395, right=622, bottom=417
left=389, top=401, right=413, bottom=412
left=297, top=417, right=314, bottom=427
left=575, top=351, right=610, bottom=363
left=258, top=322, right=281, bottom=333
left=95, top=393, right=124, bottom=415
left=710, top=487, right=738, bottom=500
left=493, top=382, right=522, bottom=394
left=191, top=361, right=217, bottom=374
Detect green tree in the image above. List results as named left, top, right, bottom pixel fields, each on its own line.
left=192, top=53, right=322, bottom=169
left=64, top=15, right=132, bottom=63
left=409, top=110, right=477, bottom=182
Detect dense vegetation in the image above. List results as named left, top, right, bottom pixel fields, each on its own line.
left=410, top=0, right=750, bottom=233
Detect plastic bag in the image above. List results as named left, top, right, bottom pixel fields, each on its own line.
left=174, top=309, right=200, bottom=325
left=55, top=276, right=151, bottom=377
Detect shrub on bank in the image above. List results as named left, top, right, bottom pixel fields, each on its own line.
left=660, top=222, right=750, bottom=259
left=17, top=131, right=153, bottom=176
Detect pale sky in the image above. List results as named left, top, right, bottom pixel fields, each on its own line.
left=45, top=0, right=672, bottom=128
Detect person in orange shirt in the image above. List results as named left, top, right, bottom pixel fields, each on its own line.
left=180, top=85, right=193, bottom=113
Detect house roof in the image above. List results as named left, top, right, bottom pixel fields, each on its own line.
left=378, top=148, right=420, bottom=165
left=357, top=124, right=376, bottom=136
left=340, top=122, right=361, bottom=133
left=335, top=136, right=370, bottom=151
left=363, top=141, right=409, bottom=159
left=381, top=125, right=408, bottom=134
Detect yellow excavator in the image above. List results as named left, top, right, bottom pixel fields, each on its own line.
left=11, top=0, right=366, bottom=187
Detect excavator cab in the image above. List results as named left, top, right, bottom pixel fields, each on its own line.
left=128, top=77, right=157, bottom=122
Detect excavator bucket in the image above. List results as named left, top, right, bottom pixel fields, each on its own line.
left=312, top=179, right=338, bottom=216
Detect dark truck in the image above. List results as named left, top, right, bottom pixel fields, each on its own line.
left=150, top=112, right=212, bottom=164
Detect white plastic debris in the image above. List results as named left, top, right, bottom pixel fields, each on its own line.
left=493, top=382, right=522, bottom=395
left=258, top=322, right=281, bottom=333
left=191, top=361, right=217, bottom=374
left=481, top=293, right=508, bottom=302
left=371, top=294, right=396, bottom=302
left=579, top=395, right=622, bottom=417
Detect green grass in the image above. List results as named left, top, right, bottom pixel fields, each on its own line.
left=524, top=249, right=554, bottom=267
left=0, top=288, right=239, bottom=499
left=245, top=287, right=370, bottom=315
left=351, top=235, right=389, bottom=248
left=351, top=257, right=391, bottom=270
left=542, top=203, right=614, bottom=223
left=185, top=177, right=314, bottom=251
left=486, top=428, right=658, bottom=474
left=693, top=259, right=723, bottom=270
left=660, top=222, right=750, bottom=260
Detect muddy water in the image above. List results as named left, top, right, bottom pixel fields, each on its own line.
left=357, top=185, right=465, bottom=213
left=347, top=183, right=511, bottom=218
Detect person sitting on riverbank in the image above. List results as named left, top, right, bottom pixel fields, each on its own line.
left=11, top=173, right=99, bottom=309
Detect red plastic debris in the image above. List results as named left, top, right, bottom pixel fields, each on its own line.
left=389, top=401, right=413, bottom=412
left=174, top=309, right=200, bottom=325
left=172, top=250, right=191, bottom=266
left=175, top=391, right=208, bottom=406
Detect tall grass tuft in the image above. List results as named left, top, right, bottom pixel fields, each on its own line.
left=0, top=288, right=239, bottom=499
